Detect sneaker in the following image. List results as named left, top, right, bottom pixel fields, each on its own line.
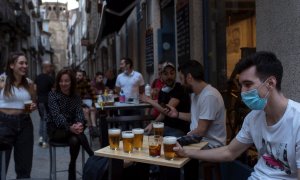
left=42, top=142, right=48, bottom=148
left=38, top=137, right=43, bottom=146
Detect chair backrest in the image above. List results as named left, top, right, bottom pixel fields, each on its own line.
left=106, top=115, right=154, bottom=123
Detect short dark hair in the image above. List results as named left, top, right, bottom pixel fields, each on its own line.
left=55, top=68, right=77, bottom=96
left=121, top=57, right=133, bottom=68
left=95, top=71, right=103, bottom=76
left=235, top=51, right=283, bottom=91
left=76, top=69, right=86, bottom=76
left=178, top=60, right=204, bottom=81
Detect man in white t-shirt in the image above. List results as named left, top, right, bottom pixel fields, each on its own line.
left=115, top=57, right=145, bottom=101
left=166, top=60, right=226, bottom=148
left=173, top=52, right=300, bottom=179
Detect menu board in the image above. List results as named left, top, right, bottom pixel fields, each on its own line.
left=176, top=0, right=190, bottom=65
left=145, top=28, right=154, bottom=73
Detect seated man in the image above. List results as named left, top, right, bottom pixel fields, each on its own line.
left=164, top=60, right=226, bottom=180
left=166, top=60, right=226, bottom=148
left=173, top=52, right=300, bottom=179
left=76, top=70, right=99, bottom=137
left=142, top=62, right=190, bottom=137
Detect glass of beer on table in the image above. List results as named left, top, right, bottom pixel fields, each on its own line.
left=148, top=135, right=162, bottom=157
left=132, top=128, right=144, bottom=150
left=108, top=128, right=121, bottom=150
left=152, top=122, right=164, bottom=136
left=122, top=131, right=134, bottom=153
left=163, top=136, right=177, bottom=160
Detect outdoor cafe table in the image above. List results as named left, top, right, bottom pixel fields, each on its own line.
left=94, top=102, right=153, bottom=147
left=95, top=135, right=208, bottom=180
left=94, top=102, right=152, bottom=110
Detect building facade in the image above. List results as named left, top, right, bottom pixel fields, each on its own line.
left=0, top=0, right=44, bottom=79
left=40, top=2, right=68, bottom=72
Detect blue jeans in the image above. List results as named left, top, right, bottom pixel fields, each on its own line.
left=37, top=102, right=48, bottom=142
left=0, top=112, right=34, bottom=179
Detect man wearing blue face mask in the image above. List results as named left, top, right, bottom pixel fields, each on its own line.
left=173, top=51, right=300, bottom=180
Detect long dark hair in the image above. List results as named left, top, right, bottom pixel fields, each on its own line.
left=4, top=52, right=30, bottom=97
left=55, top=68, right=77, bottom=96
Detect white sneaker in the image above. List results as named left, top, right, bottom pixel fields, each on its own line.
left=38, top=137, right=43, bottom=146
left=42, top=142, right=48, bottom=148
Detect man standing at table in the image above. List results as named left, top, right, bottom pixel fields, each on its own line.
left=173, top=52, right=300, bottom=179
left=115, top=57, right=145, bottom=115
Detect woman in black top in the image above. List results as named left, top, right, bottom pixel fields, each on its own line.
left=46, top=69, right=93, bottom=180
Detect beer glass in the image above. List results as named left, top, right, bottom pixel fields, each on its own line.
left=108, top=128, right=121, bottom=150
left=132, top=128, right=144, bottom=150
left=148, top=135, right=162, bottom=157
left=153, top=122, right=164, bottom=136
left=122, top=131, right=134, bottom=153
left=24, top=100, right=32, bottom=113
left=163, top=136, right=177, bottom=160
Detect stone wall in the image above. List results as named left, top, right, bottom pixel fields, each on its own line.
left=256, top=0, right=300, bottom=101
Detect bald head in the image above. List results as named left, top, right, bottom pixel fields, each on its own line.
left=42, top=61, right=53, bottom=74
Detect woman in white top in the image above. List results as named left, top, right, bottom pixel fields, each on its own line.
left=0, top=52, right=36, bottom=179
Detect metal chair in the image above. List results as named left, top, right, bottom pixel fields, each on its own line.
left=49, top=141, right=85, bottom=180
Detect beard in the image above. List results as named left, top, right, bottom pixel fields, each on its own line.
left=183, top=79, right=193, bottom=94
left=165, top=79, right=175, bottom=87
left=184, top=85, right=193, bottom=94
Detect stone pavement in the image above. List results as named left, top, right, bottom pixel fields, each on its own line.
left=6, top=110, right=100, bottom=180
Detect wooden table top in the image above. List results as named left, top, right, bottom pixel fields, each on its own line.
left=95, top=136, right=208, bottom=168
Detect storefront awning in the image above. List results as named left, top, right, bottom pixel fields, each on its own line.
left=96, top=0, right=136, bottom=44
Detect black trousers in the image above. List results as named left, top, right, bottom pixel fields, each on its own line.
left=0, top=112, right=33, bottom=179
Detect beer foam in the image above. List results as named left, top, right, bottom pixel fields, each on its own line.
left=163, top=136, right=177, bottom=144
left=153, top=122, right=164, bottom=128
left=122, top=132, right=134, bottom=138
left=108, top=129, right=121, bottom=134
left=132, top=128, right=144, bottom=134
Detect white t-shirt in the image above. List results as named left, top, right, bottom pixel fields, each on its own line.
left=236, top=99, right=300, bottom=180
left=190, top=84, right=226, bottom=148
left=115, top=70, right=145, bottom=99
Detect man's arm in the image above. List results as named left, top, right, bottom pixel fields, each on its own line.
left=188, top=119, right=211, bottom=136
left=175, top=138, right=251, bottom=162
left=165, top=105, right=191, bottom=121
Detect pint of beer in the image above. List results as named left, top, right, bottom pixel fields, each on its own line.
left=132, top=128, right=144, bottom=150
left=122, top=131, right=134, bottom=153
left=148, top=135, right=162, bottom=157
left=108, top=128, right=121, bottom=150
left=153, top=122, right=164, bottom=136
left=163, top=136, right=177, bottom=160
left=24, top=100, right=32, bottom=113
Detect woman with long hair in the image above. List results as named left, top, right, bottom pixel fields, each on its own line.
left=0, top=52, right=36, bottom=178
left=46, top=68, right=94, bottom=180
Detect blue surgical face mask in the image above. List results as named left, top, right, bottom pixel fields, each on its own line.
left=241, top=81, right=269, bottom=110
